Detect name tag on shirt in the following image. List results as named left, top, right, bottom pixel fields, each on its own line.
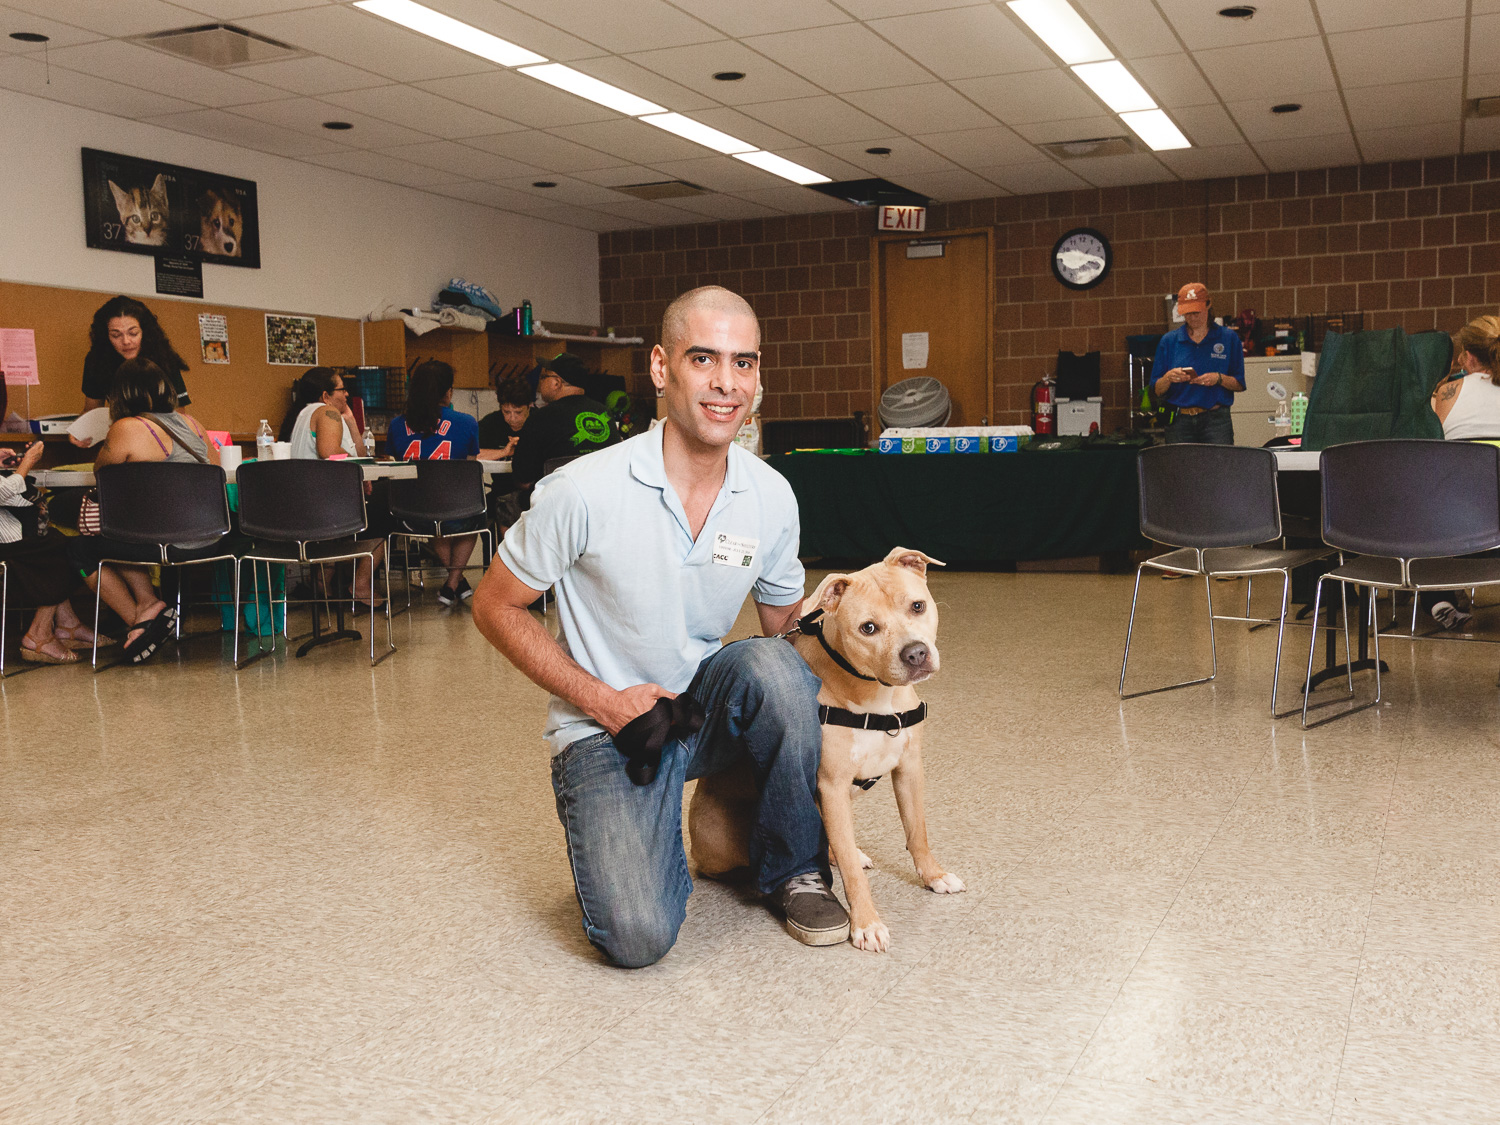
left=712, top=532, right=759, bottom=569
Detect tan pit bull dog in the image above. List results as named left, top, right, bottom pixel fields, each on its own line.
left=689, top=547, right=964, bottom=952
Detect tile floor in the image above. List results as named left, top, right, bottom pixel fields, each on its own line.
left=2, top=570, right=1498, bottom=1123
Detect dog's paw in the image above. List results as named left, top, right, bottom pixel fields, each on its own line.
left=850, top=920, right=890, bottom=952
left=926, top=872, right=966, bottom=894
left=829, top=849, right=875, bottom=870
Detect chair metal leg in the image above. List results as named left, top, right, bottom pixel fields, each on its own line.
left=1370, top=589, right=1383, bottom=705
left=1301, top=576, right=1326, bottom=727
left=1245, top=576, right=1253, bottom=618
left=1270, top=569, right=1289, bottom=717
left=1340, top=582, right=1354, bottom=694
left=0, top=564, right=7, bottom=678
left=91, top=575, right=104, bottom=672
left=1118, top=564, right=1145, bottom=697
left=231, top=559, right=242, bottom=667
left=1204, top=571, right=1218, bottom=681
left=1120, top=565, right=1219, bottom=701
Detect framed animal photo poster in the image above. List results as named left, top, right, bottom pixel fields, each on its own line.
left=81, top=148, right=261, bottom=268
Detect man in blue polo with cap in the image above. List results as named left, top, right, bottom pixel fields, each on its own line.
left=1152, top=282, right=1245, bottom=444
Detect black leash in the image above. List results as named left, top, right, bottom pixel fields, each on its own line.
left=789, top=609, right=891, bottom=686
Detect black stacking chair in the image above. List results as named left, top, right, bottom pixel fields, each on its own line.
left=386, top=460, right=493, bottom=607
left=1120, top=444, right=1332, bottom=715
left=89, top=462, right=238, bottom=670
left=1301, top=440, right=1500, bottom=727
left=236, top=460, right=394, bottom=668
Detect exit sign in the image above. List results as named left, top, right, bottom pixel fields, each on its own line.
left=878, top=205, right=926, bottom=232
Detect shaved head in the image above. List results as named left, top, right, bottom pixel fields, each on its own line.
left=660, top=286, right=760, bottom=353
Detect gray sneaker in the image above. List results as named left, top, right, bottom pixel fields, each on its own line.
left=773, top=872, right=849, bottom=946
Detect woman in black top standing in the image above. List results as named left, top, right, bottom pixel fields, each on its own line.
left=80, top=295, right=191, bottom=416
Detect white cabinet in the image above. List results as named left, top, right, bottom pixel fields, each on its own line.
left=1231, top=355, right=1312, bottom=447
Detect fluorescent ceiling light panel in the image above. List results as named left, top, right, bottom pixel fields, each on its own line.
left=353, top=0, right=545, bottom=67
left=1006, top=0, right=1111, bottom=65
left=1072, top=60, right=1155, bottom=113
left=1120, top=108, right=1190, bottom=150
left=518, top=63, right=665, bottom=116
left=733, top=150, right=831, bottom=185
left=640, top=113, right=755, bottom=155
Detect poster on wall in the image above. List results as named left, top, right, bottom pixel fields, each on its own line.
left=0, top=328, right=40, bottom=386
left=265, top=314, right=317, bottom=366
left=81, top=148, right=261, bottom=268
left=199, top=314, right=230, bottom=364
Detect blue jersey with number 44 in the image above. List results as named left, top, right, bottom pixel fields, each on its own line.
left=387, top=407, right=480, bottom=461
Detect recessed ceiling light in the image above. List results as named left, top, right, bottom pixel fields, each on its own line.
left=1072, top=60, right=1155, bottom=113
left=322, top=120, right=353, bottom=130
left=640, top=112, right=755, bottom=155
left=1218, top=5, right=1256, bottom=18
left=532, top=181, right=557, bottom=188
left=1119, top=109, right=1190, bottom=151
left=1271, top=102, right=1302, bottom=114
left=734, top=150, right=831, bottom=185
left=1006, top=0, right=1111, bottom=65
left=352, top=0, right=544, bottom=67
left=866, top=146, right=892, bottom=155
left=8, top=31, right=49, bottom=42
left=517, top=63, right=664, bottom=116
left=712, top=71, right=745, bottom=82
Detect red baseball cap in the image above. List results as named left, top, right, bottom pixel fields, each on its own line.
left=1176, top=282, right=1210, bottom=313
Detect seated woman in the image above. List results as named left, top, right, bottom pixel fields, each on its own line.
left=477, top=374, right=533, bottom=459
left=385, top=360, right=482, bottom=604
left=67, top=359, right=225, bottom=663
left=0, top=440, right=104, bottom=665
left=280, top=367, right=388, bottom=608
left=79, top=295, right=191, bottom=419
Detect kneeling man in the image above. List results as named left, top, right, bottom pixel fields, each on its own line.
left=473, top=285, right=846, bottom=966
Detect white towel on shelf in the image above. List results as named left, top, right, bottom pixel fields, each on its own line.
left=434, top=306, right=487, bottom=332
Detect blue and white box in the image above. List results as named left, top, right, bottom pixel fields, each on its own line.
left=988, top=434, right=1021, bottom=453
left=924, top=435, right=951, bottom=454
left=953, top=433, right=982, bottom=454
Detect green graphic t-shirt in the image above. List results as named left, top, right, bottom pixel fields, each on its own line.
left=512, top=396, right=618, bottom=484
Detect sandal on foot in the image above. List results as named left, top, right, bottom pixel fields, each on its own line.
left=54, top=626, right=112, bottom=650
left=122, top=613, right=173, bottom=664
left=20, top=638, right=80, bottom=665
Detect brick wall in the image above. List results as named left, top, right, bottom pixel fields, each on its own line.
left=598, top=151, right=1500, bottom=430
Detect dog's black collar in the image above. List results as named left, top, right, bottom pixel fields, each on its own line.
left=818, top=701, right=926, bottom=737
left=791, top=609, right=891, bottom=686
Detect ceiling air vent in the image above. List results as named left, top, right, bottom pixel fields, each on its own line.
left=1471, top=97, right=1500, bottom=119
left=808, top=177, right=927, bottom=208
left=613, top=181, right=709, bottom=201
left=1041, top=135, right=1137, bottom=160
left=132, top=24, right=305, bottom=68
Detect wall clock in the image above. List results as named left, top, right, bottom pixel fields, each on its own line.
left=1050, top=227, right=1112, bottom=290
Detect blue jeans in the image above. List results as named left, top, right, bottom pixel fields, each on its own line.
left=1165, top=406, right=1235, bottom=445
left=549, top=637, right=826, bottom=968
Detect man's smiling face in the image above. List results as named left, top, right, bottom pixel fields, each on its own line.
left=651, top=305, right=760, bottom=453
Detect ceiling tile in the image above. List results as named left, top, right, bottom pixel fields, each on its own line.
left=1226, top=90, right=1348, bottom=142
left=1, top=0, right=206, bottom=36
left=416, top=70, right=616, bottom=129
left=530, top=203, right=644, bottom=232
left=564, top=54, right=718, bottom=113
left=669, top=0, right=850, bottom=38
left=1075, top=0, right=1177, bottom=60
left=595, top=198, right=705, bottom=226
left=232, top=97, right=433, bottom=147
left=547, top=117, right=710, bottom=164
left=0, top=52, right=198, bottom=117
left=834, top=0, right=981, bottom=18
left=48, top=40, right=284, bottom=108
left=684, top=107, right=800, bottom=152
left=842, top=83, right=997, bottom=135
left=500, top=0, right=721, bottom=54
left=1170, top=102, right=1239, bottom=144
left=1155, top=143, right=1266, bottom=180
left=735, top=95, right=890, bottom=146
left=239, top=6, right=492, bottom=83
left=1014, top=115, right=1122, bottom=145
left=1196, top=37, right=1337, bottom=102
left=975, top=160, right=1087, bottom=194
left=419, top=0, right=603, bottom=62
left=743, top=24, right=933, bottom=93
left=643, top=155, right=784, bottom=193
left=427, top=180, right=547, bottom=210
left=621, top=41, right=821, bottom=106
left=1069, top=151, right=1172, bottom=188
left=1128, top=54, right=1218, bottom=108
left=954, top=69, right=1105, bottom=126
left=230, top=56, right=387, bottom=97
left=465, top=129, right=628, bottom=173
left=1475, top=16, right=1500, bottom=74
left=865, top=6, right=1051, bottom=81
left=1318, top=0, right=1466, bottom=34
left=144, top=107, right=352, bottom=157
left=1154, top=0, right=1319, bottom=51
left=1463, top=116, right=1500, bottom=153
left=1358, top=121, right=1462, bottom=163
left=380, top=140, right=543, bottom=180
left=304, top=149, right=473, bottom=188
left=0, top=4, right=108, bottom=49
left=1469, top=69, right=1500, bottom=100
left=819, top=135, right=956, bottom=175
left=1330, top=19, right=1465, bottom=87
left=1344, top=79, right=1462, bottom=133
left=174, top=0, right=342, bottom=16
left=770, top=146, right=868, bottom=181
left=571, top=163, right=665, bottom=186
left=734, top=185, right=855, bottom=212
left=665, top=193, right=783, bottom=220
left=1253, top=130, right=1359, bottom=174
left=323, top=85, right=525, bottom=140
left=912, top=125, right=1038, bottom=167
left=494, top=175, right=626, bottom=206
left=897, top=168, right=1004, bottom=201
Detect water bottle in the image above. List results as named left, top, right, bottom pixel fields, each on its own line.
left=362, top=423, right=375, bottom=457
left=520, top=298, right=533, bottom=336
left=256, top=419, right=273, bottom=460
left=1289, top=392, right=1308, bottom=436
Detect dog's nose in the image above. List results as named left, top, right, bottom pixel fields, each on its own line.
left=224, top=240, right=235, bottom=252
left=901, top=642, right=929, bottom=669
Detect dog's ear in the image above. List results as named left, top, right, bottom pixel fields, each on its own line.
left=805, top=573, right=852, bottom=614
left=884, top=547, right=945, bottom=577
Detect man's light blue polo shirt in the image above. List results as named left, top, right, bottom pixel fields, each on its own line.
left=499, top=424, right=805, bottom=755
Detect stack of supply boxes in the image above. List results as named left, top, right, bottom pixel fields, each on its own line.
left=878, top=425, right=1033, bottom=454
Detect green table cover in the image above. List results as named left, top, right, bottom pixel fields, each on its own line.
left=768, top=449, right=1146, bottom=563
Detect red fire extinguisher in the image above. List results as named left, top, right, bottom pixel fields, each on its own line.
left=1031, top=372, right=1055, bottom=435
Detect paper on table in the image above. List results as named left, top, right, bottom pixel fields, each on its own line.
left=67, top=407, right=111, bottom=446
left=901, top=331, right=929, bottom=370
left=0, top=328, right=40, bottom=385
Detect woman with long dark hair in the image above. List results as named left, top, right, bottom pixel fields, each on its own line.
left=385, top=361, right=482, bottom=604
left=80, top=295, right=190, bottom=414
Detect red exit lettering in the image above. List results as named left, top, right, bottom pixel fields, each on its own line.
left=878, top=205, right=927, bottom=232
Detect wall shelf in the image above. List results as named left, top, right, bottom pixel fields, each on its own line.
left=362, top=319, right=640, bottom=390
